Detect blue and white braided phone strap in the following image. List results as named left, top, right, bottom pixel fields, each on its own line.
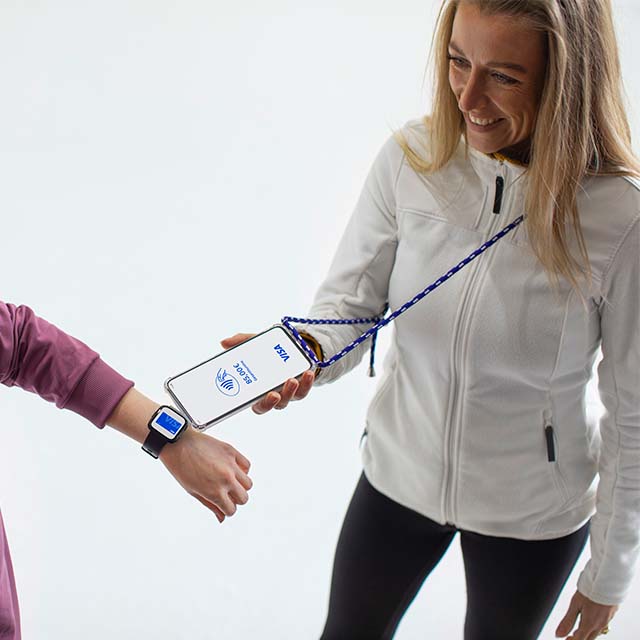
left=281, top=215, right=524, bottom=376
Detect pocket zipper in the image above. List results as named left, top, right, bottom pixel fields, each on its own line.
left=543, top=409, right=557, bottom=462
left=545, top=424, right=556, bottom=462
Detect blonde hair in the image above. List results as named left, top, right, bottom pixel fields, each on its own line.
left=399, top=0, right=640, bottom=291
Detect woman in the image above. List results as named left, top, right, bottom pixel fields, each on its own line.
left=0, top=301, right=253, bottom=639
left=224, top=0, right=639, bottom=638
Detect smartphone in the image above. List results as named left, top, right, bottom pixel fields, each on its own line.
left=165, top=324, right=314, bottom=430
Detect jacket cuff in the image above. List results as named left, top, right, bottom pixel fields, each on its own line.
left=63, top=358, right=134, bottom=428
left=577, top=566, right=625, bottom=607
left=299, top=331, right=324, bottom=361
left=298, top=331, right=325, bottom=379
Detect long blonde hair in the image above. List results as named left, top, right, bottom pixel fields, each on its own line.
left=399, top=0, right=640, bottom=291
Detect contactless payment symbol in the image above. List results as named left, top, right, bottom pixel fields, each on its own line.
left=215, top=368, right=240, bottom=397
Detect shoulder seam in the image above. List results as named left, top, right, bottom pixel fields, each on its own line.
left=393, top=144, right=405, bottom=196
left=601, top=214, right=640, bottom=287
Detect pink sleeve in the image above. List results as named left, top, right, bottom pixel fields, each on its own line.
left=0, top=301, right=133, bottom=427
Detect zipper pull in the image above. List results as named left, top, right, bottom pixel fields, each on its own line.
left=492, top=175, right=505, bottom=214
left=545, top=425, right=556, bottom=462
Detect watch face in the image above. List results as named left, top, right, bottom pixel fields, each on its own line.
left=151, top=407, right=187, bottom=440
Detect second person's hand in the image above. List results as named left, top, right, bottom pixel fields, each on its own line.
left=160, top=427, right=253, bottom=523
left=106, top=387, right=252, bottom=524
left=220, top=333, right=316, bottom=415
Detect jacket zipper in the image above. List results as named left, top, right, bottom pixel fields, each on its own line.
left=493, top=176, right=505, bottom=213
left=442, top=160, right=507, bottom=524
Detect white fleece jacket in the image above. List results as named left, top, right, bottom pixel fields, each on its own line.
left=305, top=120, right=640, bottom=606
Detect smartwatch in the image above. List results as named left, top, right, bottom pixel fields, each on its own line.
left=142, top=405, right=189, bottom=459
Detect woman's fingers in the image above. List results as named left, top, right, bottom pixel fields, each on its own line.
left=220, top=334, right=317, bottom=417
left=294, top=370, right=316, bottom=399
left=220, top=333, right=255, bottom=349
left=556, top=592, right=618, bottom=640
left=252, top=372, right=315, bottom=415
left=252, top=391, right=280, bottom=415
left=556, top=594, right=581, bottom=637
left=274, top=378, right=299, bottom=409
left=220, top=336, right=316, bottom=412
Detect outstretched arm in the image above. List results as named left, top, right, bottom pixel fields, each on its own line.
left=0, top=301, right=252, bottom=522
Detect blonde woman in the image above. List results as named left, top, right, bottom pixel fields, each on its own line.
left=224, top=1, right=639, bottom=637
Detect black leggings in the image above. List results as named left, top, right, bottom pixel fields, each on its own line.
left=320, top=473, right=590, bottom=640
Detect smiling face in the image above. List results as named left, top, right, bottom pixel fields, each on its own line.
left=448, top=2, right=547, bottom=160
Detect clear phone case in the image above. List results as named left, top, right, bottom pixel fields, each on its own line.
left=165, top=324, right=314, bottom=430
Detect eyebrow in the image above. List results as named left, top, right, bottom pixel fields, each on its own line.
left=448, top=42, right=529, bottom=74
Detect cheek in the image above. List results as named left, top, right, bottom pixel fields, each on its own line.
left=448, top=71, right=456, bottom=95
left=448, top=68, right=462, bottom=97
left=519, top=99, right=540, bottom=134
left=500, top=93, right=537, bottom=125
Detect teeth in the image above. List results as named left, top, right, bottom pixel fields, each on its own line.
left=469, top=115, right=501, bottom=126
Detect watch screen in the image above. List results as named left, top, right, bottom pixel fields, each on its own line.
left=157, top=411, right=182, bottom=434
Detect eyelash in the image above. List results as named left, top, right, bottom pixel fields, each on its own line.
left=447, top=55, right=519, bottom=86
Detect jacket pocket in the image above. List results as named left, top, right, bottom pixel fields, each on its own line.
left=366, top=359, right=397, bottom=416
left=543, top=411, right=571, bottom=506
left=362, top=359, right=398, bottom=448
left=398, top=207, right=449, bottom=224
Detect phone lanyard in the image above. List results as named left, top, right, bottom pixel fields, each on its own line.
left=282, top=214, right=525, bottom=376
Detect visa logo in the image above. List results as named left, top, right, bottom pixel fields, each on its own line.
left=274, top=344, right=290, bottom=362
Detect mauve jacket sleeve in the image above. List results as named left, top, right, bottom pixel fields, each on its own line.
left=0, top=301, right=134, bottom=427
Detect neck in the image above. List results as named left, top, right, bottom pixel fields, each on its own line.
left=498, top=139, right=531, bottom=165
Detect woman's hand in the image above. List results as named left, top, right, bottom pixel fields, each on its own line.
left=220, top=333, right=316, bottom=414
left=556, top=591, right=618, bottom=640
left=161, top=427, right=253, bottom=523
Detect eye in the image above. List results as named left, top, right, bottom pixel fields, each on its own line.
left=447, top=54, right=470, bottom=70
left=491, top=71, right=519, bottom=85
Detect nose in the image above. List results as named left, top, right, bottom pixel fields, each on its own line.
left=457, top=70, right=488, bottom=113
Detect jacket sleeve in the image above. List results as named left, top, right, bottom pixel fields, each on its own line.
left=0, top=301, right=134, bottom=427
left=577, top=216, right=640, bottom=605
left=301, top=134, right=404, bottom=385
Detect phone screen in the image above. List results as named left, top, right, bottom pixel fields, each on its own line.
left=165, top=325, right=313, bottom=429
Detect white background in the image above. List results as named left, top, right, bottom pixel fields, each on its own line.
left=0, top=1, right=639, bottom=638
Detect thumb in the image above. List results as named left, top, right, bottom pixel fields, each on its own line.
left=220, top=333, right=255, bottom=349
left=556, top=595, right=581, bottom=637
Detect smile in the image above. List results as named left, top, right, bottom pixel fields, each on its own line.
left=468, top=115, right=503, bottom=127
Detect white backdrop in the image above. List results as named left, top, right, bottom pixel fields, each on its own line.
left=0, top=1, right=639, bottom=638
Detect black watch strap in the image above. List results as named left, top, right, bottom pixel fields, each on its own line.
left=142, top=429, right=169, bottom=459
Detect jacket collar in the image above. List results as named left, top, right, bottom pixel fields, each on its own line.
left=465, top=141, right=528, bottom=187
